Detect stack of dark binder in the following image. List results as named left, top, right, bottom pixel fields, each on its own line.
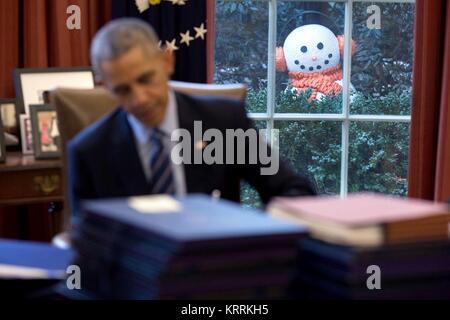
left=269, top=193, right=450, bottom=299
left=65, top=195, right=307, bottom=300
left=293, top=238, right=450, bottom=299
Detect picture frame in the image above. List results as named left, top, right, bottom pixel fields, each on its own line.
left=0, top=116, right=6, bottom=163
left=29, top=104, right=61, bottom=159
left=14, top=67, right=95, bottom=116
left=20, top=114, right=34, bottom=155
left=0, top=99, right=20, bottom=148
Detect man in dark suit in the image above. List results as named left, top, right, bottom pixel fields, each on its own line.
left=68, top=18, right=316, bottom=218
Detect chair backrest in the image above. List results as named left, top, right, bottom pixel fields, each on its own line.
left=49, top=81, right=248, bottom=230
left=51, top=81, right=247, bottom=143
left=169, top=80, right=247, bottom=102
left=51, top=87, right=118, bottom=143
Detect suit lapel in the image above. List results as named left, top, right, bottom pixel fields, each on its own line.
left=111, top=109, right=151, bottom=195
left=176, top=93, right=209, bottom=193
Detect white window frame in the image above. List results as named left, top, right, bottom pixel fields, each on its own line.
left=246, top=0, right=415, bottom=197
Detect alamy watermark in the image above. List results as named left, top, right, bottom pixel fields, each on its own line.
left=66, top=4, right=381, bottom=31
left=367, top=5, right=382, bottom=30
left=170, top=122, right=280, bottom=176
left=66, top=5, right=81, bottom=30
left=66, top=265, right=81, bottom=290
left=66, top=263, right=382, bottom=292
left=366, top=265, right=382, bottom=290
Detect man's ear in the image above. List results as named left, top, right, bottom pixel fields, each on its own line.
left=161, top=49, right=176, bottom=76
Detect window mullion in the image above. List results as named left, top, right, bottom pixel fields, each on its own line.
left=267, top=0, right=277, bottom=144
left=340, top=0, right=354, bottom=197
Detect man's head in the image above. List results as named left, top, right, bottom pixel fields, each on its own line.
left=91, top=18, right=174, bottom=127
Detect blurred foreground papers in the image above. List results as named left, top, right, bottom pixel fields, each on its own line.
left=0, top=239, right=74, bottom=279
left=62, top=195, right=308, bottom=299
left=269, top=192, right=450, bottom=247
left=0, top=239, right=75, bottom=299
left=128, top=195, right=182, bottom=214
left=268, top=193, right=450, bottom=299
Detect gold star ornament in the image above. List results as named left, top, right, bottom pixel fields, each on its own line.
left=194, top=23, right=207, bottom=40
left=180, top=30, right=194, bottom=46
left=165, top=39, right=179, bottom=52
left=166, top=0, right=187, bottom=5
left=135, top=0, right=162, bottom=13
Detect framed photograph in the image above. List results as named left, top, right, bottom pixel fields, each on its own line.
left=14, top=67, right=95, bottom=116
left=0, top=99, right=20, bottom=148
left=0, top=116, right=5, bottom=163
left=29, top=104, right=61, bottom=159
left=20, top=114, right=34, bottom=155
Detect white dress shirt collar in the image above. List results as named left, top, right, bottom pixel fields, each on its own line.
left=126, top=90, right=186, bottom=196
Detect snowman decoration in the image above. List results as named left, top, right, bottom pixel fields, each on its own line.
left=276, top=24, right=356, bottom=102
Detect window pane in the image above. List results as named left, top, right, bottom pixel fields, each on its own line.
left=348, top=121, right=410, bottom=196
left=275, top=121, right=342, bottom=195
left=241, top=181, right=263, bottom=209
left=276, top=2, right=345, bottom=114
left=241, top=120, right=266, bottom=209
left=215, top=0, right=269, bottom=113
left=350, top=2, right=415, bottom=115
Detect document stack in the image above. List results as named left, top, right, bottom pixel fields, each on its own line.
left=0, top=239, right=75, bottom=299
left=269, top=193, right=450, bottom=299
left=65, top=195, right=308, bottom=300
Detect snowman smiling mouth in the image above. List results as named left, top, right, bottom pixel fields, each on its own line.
left=294, top=53, right=334, bottom=72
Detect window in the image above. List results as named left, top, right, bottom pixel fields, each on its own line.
left=215, top=0, right=415, bottom=206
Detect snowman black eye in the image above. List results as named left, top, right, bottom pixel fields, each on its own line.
left=301, top=46, right=308, bottom=53
left=317, top=42, right=324, bottom=50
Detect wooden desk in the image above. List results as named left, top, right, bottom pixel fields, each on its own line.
left=0, top=152, right=65, bottom=241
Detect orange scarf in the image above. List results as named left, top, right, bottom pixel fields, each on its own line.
left=288, top=64, right=343, bottom=102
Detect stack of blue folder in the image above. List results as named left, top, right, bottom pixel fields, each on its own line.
left=65, top=195, right=307, bottom=300
left=0, top=239, right=75, bottom=299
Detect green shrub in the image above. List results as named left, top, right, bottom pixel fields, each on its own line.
left=241, top=87, right=411, bottom=208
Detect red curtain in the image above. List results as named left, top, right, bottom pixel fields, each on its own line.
left=0, top=0, right=20, bottom=98
left=408, top=0, right=450, bottom=202
left=0, top=0, right=111, bottom=98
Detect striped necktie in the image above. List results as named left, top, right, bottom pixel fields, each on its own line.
left=149, top=129, right=175, bottom=195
